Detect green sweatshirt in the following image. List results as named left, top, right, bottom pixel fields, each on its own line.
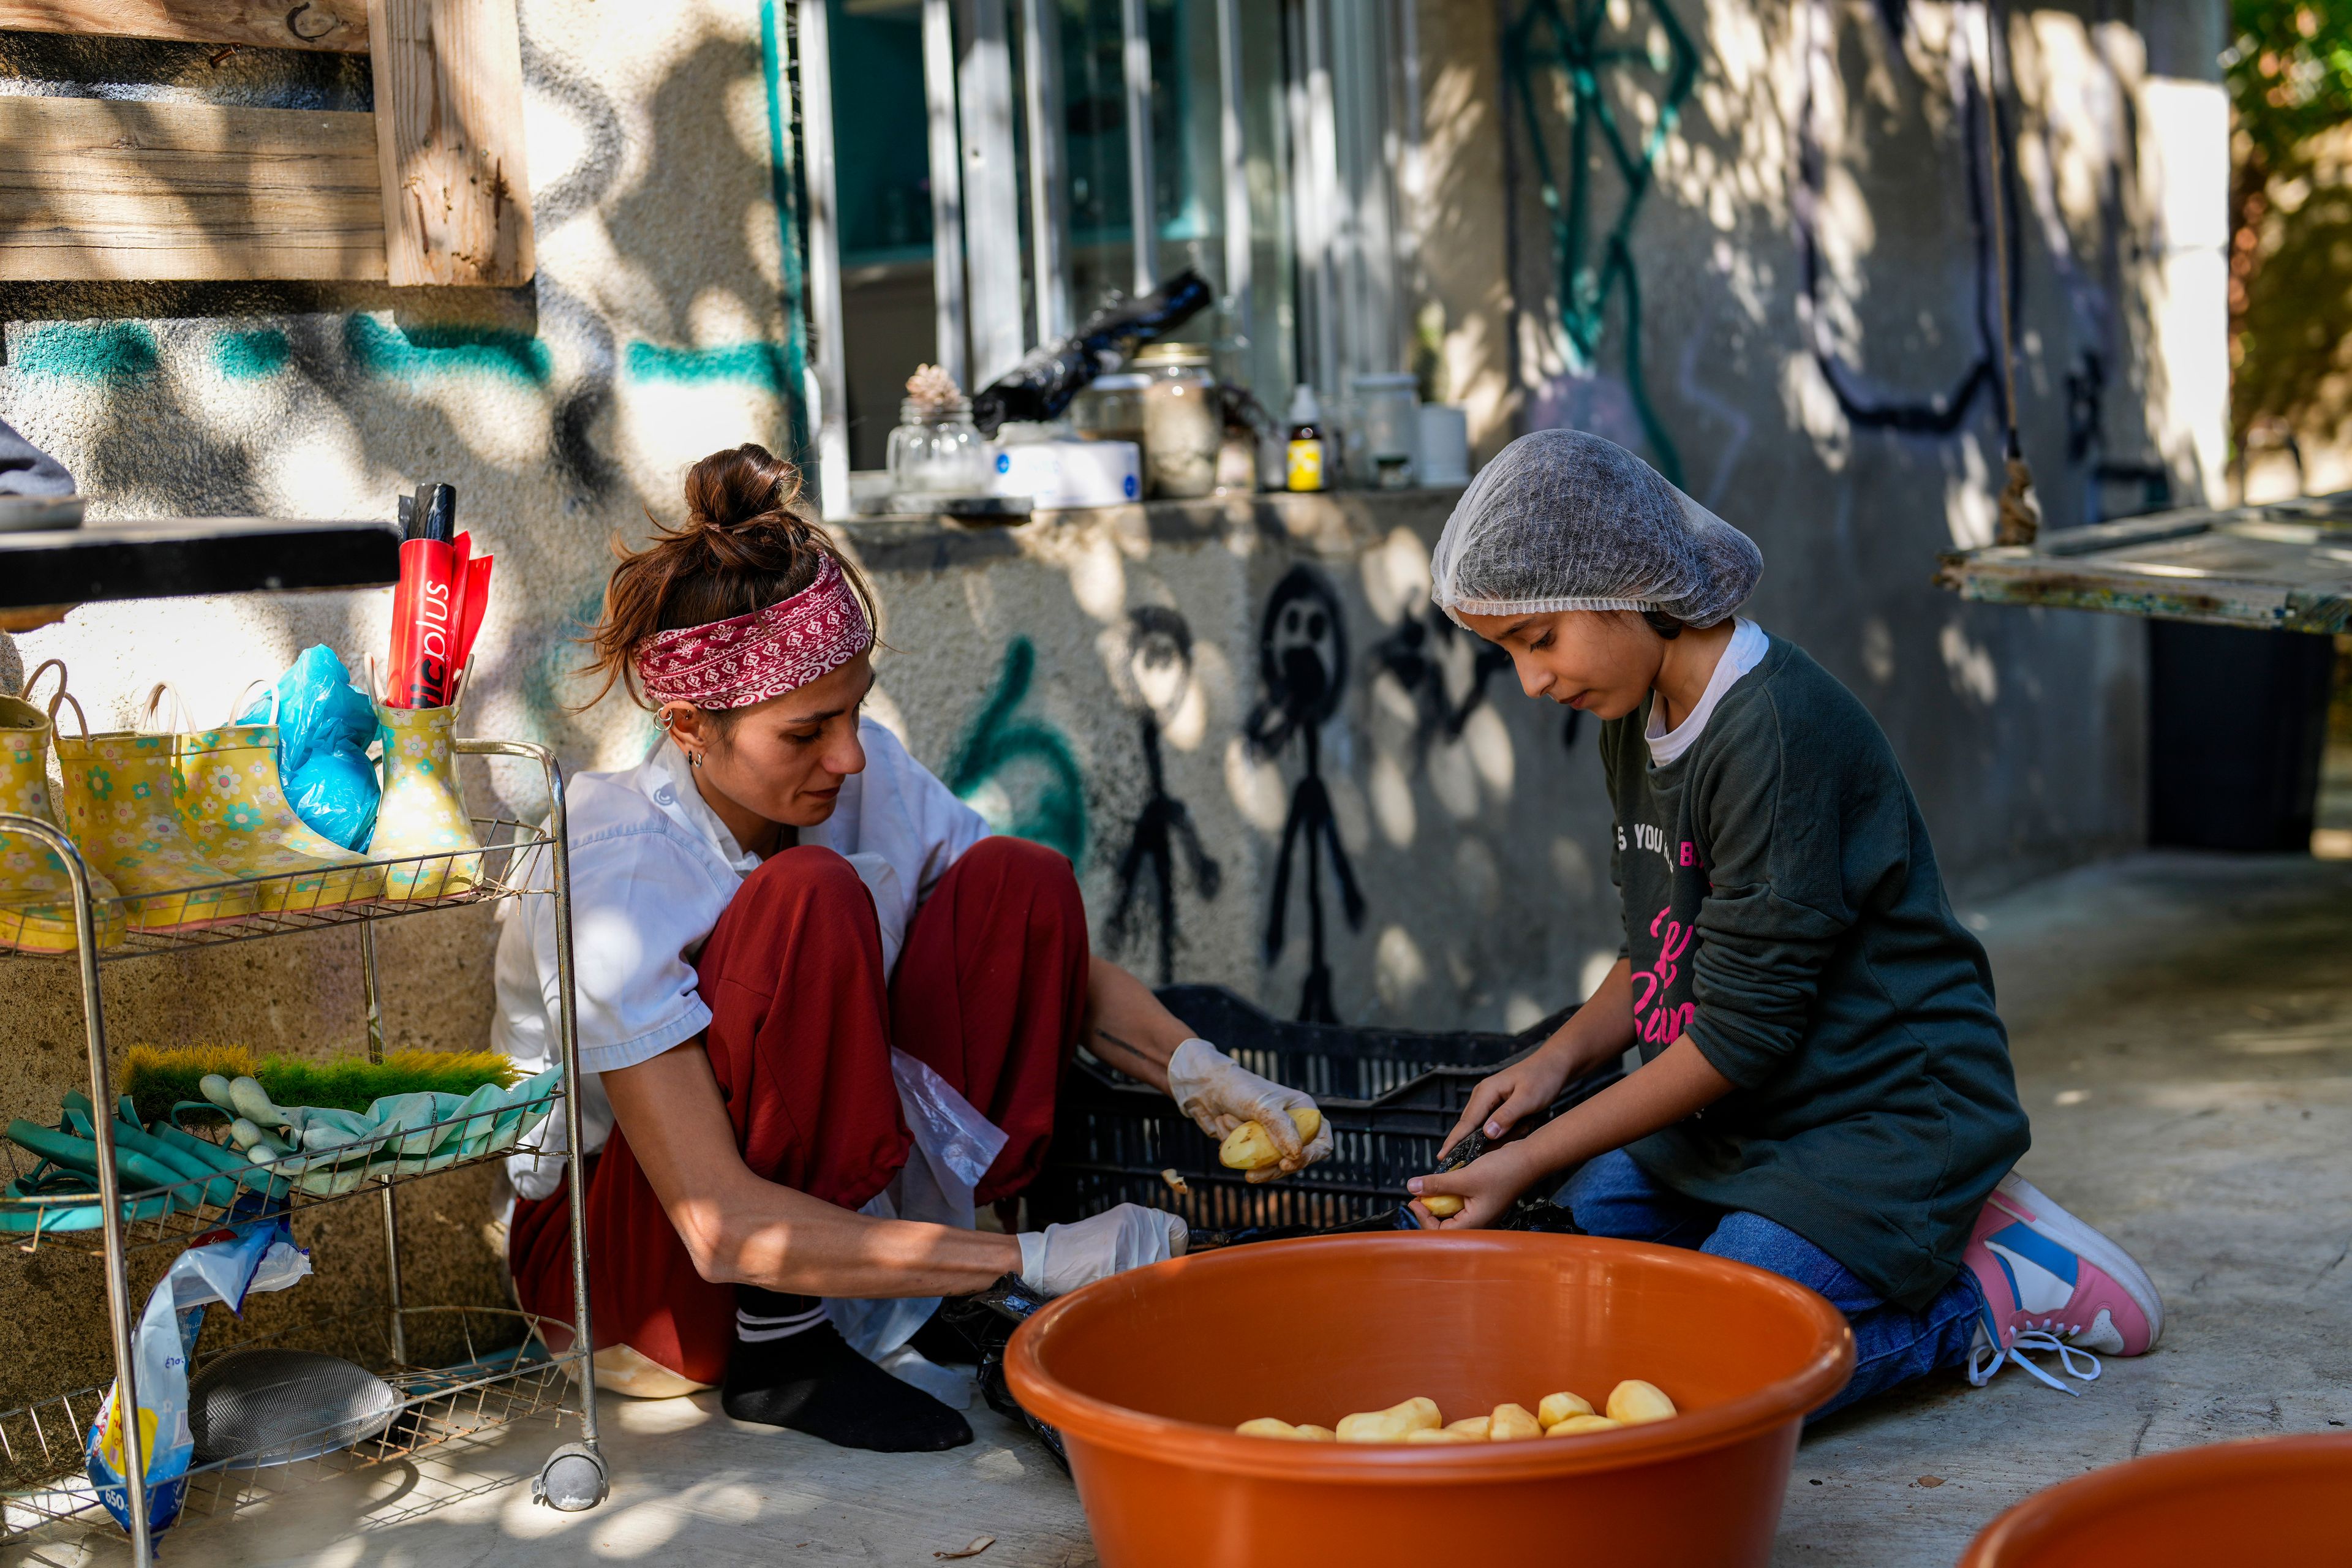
left=1600, top=635, right=2030, bottom=1311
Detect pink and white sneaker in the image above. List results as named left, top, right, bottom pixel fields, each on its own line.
left=1962, top=1170, right=2163, bottom=1396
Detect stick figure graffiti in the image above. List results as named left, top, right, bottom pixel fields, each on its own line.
left=1248, top=567, right=1365, bottom=1023
left=1104, top=607, right=1223, bottom=985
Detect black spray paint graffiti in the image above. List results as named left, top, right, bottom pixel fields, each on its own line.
left=1795, top=0, right=2021, bottom=437
left=1248, top=568, right=1365, bottom=1024
left=1104, top=608, right=1222, bottom=986
left=1372, top=608, right=1583, bottom=752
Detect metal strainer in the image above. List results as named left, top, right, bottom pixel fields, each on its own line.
left=187, top=1348, right=403, bottom=1468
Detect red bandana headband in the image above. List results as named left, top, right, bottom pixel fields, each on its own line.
left=633, top=556, right=873, bottom=710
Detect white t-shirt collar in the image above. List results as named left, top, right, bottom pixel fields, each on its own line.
left=1645, top=618, right=1769, bottom=765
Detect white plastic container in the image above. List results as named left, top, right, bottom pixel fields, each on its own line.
left=1416, top=402, right=1471, bottom=486
left=1351, top=372, right=1422, bottom=489
left=989, top=436, right=1142, bottom=510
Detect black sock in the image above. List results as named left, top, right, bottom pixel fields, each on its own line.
left=722, top=1287, right=971, bottom=1452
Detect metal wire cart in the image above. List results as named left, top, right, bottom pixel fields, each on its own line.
left=0, top=737, right=602, bottom=1564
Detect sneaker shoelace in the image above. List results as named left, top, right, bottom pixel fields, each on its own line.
left=1967, top=1320, right=2103, bottom=1395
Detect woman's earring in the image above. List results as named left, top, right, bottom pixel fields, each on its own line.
left=687, top=752, right=704, bottom=769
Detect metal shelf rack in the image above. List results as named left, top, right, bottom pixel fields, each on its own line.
left=0, top=737, right=601, bottom=1563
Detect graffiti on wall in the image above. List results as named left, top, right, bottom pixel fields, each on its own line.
left=1103, top=608, right=1223, bottom=986
left=1248, top=567, right=1366, bottom=1023
left=1798, top=0, right=2168, bottom=523
left=1373, top=606, right=1583, bottom=753
left=1503, top=0, right=1700, bottom=486
left=946, top=637, right=1087, bottom=864
left=1794, top=0, right=2016, bottom=439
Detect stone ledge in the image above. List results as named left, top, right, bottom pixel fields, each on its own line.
left=832, top=486, right=1467, bottom=575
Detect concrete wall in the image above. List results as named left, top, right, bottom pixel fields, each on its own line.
left=0, top=0, right=2223, bottom=1404
left=1411, top=0, right=2230, bottom=893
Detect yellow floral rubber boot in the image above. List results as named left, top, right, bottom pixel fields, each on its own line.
left=0, top=677, right=124, bottom=954
left=174, top=725, right=384, bottom=914
left=371, top=703, right=481, bottom=900
left=51, top=696, right=261, bottom=935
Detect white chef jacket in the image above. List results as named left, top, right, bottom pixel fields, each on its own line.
left=495, top=721, right=990, bottom=1198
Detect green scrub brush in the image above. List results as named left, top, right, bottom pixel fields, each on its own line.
left=123, top=1045, right=521, bottom=1127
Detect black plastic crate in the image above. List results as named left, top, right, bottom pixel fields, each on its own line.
left=1030, top=984, right=1621, bottom=1232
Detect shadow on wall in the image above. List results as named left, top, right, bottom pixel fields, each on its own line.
left=1502, top=0, right=2179, bottom=533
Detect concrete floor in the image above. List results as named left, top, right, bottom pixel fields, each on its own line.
left=10, top=851, right=2350, bottom=1567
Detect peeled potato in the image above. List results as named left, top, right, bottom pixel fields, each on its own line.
left=1335, top=1396, right=1443, bottom=1443
left=1420, top=1193, right=1466, bottom=1218
left=1218, top=1108, right=1325, bottom=1172
left=1404, top=1427, right=1479, bottom=1444
left=1443, top=1415, right=1493, bottom=1439
left=1537, top=1391, right=1595, bottom=1428
left=1488, top=1402, right=1544, bottom=1441
left=1545, top=1414, right=1624, bottom=1436
left=1235, top=1417, right=1305, bottom=1439
left=1295, top=1424, right=1338, bottom=1442
left=1606, top=1379, right=1678, bottom=1425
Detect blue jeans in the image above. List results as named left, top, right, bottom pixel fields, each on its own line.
left=1562, top=1149, right=1984, bottom=1419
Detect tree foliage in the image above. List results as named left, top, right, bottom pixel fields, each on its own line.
left=2226, top=1, right=2352, bottom=462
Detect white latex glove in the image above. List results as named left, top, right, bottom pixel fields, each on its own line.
left=1016, top=1204, right=1189, bottom=1297
left=1165, top=1037, right=1336, bottom=1185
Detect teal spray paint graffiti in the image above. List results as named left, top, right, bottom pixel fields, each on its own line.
left=758, top=0, right=813, bottom=465
left=625, top=341, right=791, bottom=393
left=1504, top=0, right=1698, bottom=486
left=216, top=329, right=292, bottom=380
left=344, top=314, right=552, bottom=385
left=15, top=323, right=157, bottom=382
left=946, top=638, right=1087, bottom=864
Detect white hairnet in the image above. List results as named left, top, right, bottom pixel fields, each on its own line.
left=1430, top=429, right=1763, bottom=628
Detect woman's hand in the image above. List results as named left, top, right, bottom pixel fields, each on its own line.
left=1438, top=1048, right=1575, bottom=1162
left=1165, top=1038, right=1333, bottom=1183
left=1406, top=1145, right=1536, bottom=1230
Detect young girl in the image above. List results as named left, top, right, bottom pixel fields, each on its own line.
left=496, top=445, right=1332, bottom=1452
left=1406, top=430, right=2162, bottom=1414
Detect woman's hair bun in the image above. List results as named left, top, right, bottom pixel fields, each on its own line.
left=576, top=442, right=876, bottom=712
left=684, top=443, right=807, bottom=536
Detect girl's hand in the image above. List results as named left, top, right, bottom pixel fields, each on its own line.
left=1407, top=1145, right=1532, bottom=1230
left=1438, top=1049, right=1575, bottom=1162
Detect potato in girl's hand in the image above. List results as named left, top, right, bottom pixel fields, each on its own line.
left=1420, top=1193, right=1466, bottom=1218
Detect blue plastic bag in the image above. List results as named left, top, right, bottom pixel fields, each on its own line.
left=238, top=646, right=381, bottom=851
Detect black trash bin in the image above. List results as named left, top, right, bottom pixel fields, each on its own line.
left=2148, top=619, right=2336, bottom=851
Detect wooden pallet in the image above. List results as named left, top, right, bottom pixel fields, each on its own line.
left=0, top=0, right=531, bottom=285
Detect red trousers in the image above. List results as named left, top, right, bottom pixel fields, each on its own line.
left=510, top=835, right=1088, bottom=1385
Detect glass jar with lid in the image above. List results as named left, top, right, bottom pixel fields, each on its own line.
left=1133, top=342, right=1221, bottom=499
left=886, top=394, right=988, bottom=506
left=1069, top=372, right=1150, bottom=448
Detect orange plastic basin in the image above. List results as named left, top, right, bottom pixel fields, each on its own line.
left=1005, top=1233, right=1854, bottom=1567
left=1958, top=1433, right=2352, bottom=1567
